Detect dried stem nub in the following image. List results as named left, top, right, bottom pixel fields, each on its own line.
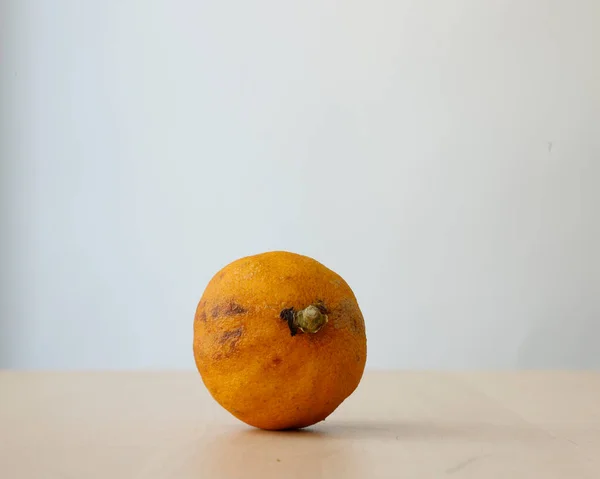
left=280, top=304, right=328, bottom=336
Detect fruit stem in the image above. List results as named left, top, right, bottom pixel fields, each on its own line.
left=295, top=305, right=328, bottom=334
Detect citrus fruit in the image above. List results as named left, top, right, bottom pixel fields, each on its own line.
left=193, top=251, right=367, bottom=430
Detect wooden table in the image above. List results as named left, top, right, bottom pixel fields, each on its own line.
left=1, top=371, right=599, bottom=478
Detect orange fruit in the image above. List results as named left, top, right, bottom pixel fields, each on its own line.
left=193, top=251, right=367, bottom=430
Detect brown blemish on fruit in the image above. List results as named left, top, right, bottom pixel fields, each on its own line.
left=212, top=301, right=246, bottom=318
left=354, top=309, right=365, bottom=331
left=314, top=300, right=329, bottom=314
left=224, top=302, right=246, bottom=315
left=219, top=327, right=243, bottom=345
left=272, top=356, right=283, bottom=366
left=333, top=298, right=362, bottom=331
left=194, top=299, right=207, bottom=322
left=214, top=327, right=244, bottom=360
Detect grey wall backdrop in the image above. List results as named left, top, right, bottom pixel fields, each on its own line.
left=1, top=0, right=599, bottom=369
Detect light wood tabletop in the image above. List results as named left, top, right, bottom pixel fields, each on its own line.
left=1, top=371, right=599, bottom=478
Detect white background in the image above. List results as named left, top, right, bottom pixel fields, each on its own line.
left=1, top=0, right=598, bottom=370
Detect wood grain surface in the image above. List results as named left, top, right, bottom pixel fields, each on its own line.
left=1, top=371, right=599, bottom=478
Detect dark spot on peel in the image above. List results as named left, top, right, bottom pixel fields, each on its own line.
left=214, top=327, right=243, bottom=359
left=280, top=307, right=297, bottom=336
left=212, top=301, right=247, bottom=318
left=224, top=302, right=246, bottom=315
left=272, top=356, right=282, bottom=365
left=195, top=301, right=207, bottom=322
left=314, top=300, right=329, bottom=314
left=219, top=327, right=243, bottom=345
